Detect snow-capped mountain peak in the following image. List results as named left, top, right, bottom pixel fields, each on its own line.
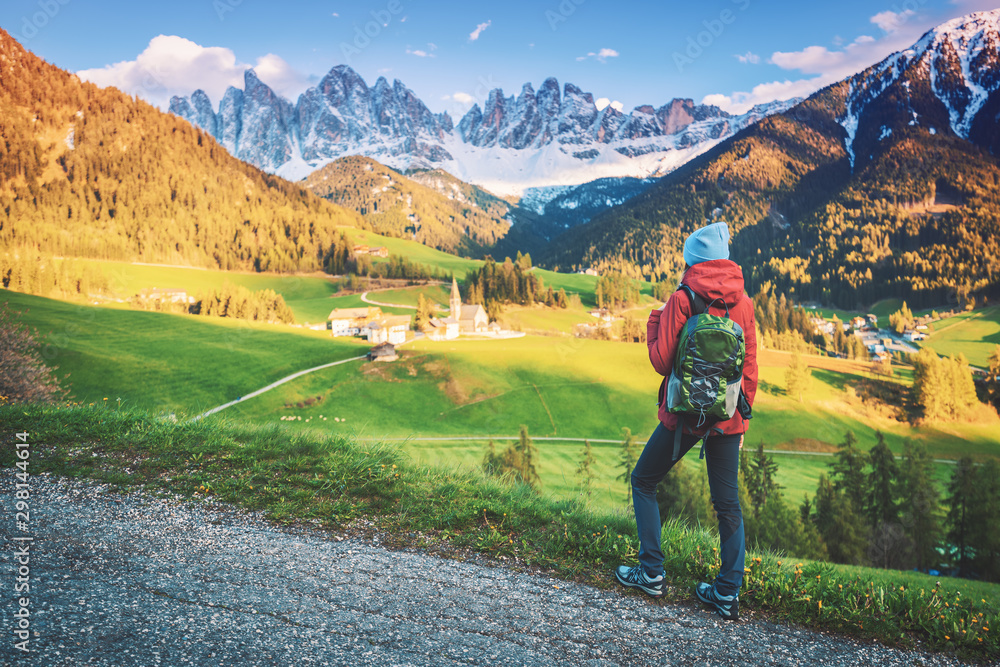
left=840, top=9, right=1000, bottom=168
left=170, top=64, right=793, bottom=195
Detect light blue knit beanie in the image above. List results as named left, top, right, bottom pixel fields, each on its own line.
left=683, top=221, right=730, bottom=266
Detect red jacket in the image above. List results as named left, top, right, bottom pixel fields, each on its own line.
left=647, top=259, right=758, bottom=436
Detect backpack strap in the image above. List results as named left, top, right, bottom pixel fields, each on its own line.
left=680, top=284, right=730, bottom=318
left=679, top=284, right=707, bottom=314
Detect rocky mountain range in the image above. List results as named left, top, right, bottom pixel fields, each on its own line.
left=169, top=68, right=794, bottom=195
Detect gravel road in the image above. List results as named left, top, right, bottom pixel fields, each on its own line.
left=0, top=473, right=980, bottom=666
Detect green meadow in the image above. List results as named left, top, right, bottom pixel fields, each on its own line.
left=2, top=290, right=368, bottom=415
left=6, top=280, right=999, bottom=515
left=71, top=226, right=609, bottom=324
left=921, top=306, right=1000, bottom=368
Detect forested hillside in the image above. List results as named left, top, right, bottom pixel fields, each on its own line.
left=303, top=156, right=528, bottom=257
left=0, top=28, right=363, bottom=273
left=543, top=17, right=1000, bottom=310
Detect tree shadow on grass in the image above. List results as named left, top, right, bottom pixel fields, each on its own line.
left=811, top=369, right=852, bottom=392
left=758, top=380, right=785, bottom=396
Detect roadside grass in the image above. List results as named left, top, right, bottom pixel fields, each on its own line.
left=921, top=306, right=1000, bottom=368
left=3, top=404, right=996, bottom=661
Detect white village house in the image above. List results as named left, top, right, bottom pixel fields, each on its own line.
left=328, top=307, right=383, bottom=337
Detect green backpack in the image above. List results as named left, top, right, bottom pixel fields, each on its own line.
left=665, top=285, right=746, bottom=461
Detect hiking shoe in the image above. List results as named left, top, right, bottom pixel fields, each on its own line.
left=695, top=582, right=739, bottom=620
left=614, top=565, right=664, bottom=597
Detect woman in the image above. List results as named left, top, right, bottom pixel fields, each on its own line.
left=614, top=221, right=758, bottom=621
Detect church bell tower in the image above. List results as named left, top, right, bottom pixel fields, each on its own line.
left=450, top=277, right=461, bottom=321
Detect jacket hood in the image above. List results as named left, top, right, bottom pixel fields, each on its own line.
left=681, top=259, right=746, bottom=307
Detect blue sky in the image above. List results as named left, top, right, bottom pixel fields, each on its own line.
left=1, top=0, right=996, bottom=116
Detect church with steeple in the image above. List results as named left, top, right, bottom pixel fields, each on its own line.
left=450, top=277, right=489, bottom=333
left=424, top=278, right=490, bottom=340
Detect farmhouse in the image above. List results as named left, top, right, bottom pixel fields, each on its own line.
left=328, top=307, right=383, bottom=337
left=425, top=316, right=460, bottom=340
left=368, top=342, right=398, bottom=362
left=364, top=315, right=411, bottom=345
left=140, top=288, right=194, bottom=305
left=354, top=244, right=389, bottom=258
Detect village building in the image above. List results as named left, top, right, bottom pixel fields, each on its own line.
left=353, top=244, right=389, bottom=258
left=363, top=315, right=411, bottom=345
left=589, top=307, right=613, bottom=323
left=328, top=307, right=383, bottom=337
left=140, top=288, right=194, bottom=305
left=425, top=316, right=460, bottom=340
left=367, top=342, right=398, bottom=362
left=450, top=278, right=488, bottom=333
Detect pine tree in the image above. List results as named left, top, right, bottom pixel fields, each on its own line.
left=785, top=351, right=811, bottom=401
left=865, top=432, right=904, bottom=569
left=576, top=439, right=596, bottom=496
left=948, top=354, right=978, bottom=420
left=655, top=459, right=713, bottom=526
left=946, top=457, right=977, bottom=578
left=865, top=432, right=899, bottom=527
left=813, top=474, right=868, bottom=565
left=618, top=427, right=640, bottom=503
left=482, top=439, right=503, bottom=477
left=969, top=459, right=1000, bottom=582
left=744, top=442, right=781, bottom=519
left=514, top=424, right=541, bottom=489
left=415, top=293, right=432, bottom=331
left=830, top=431, right=868, bottom=504
left=898, top=440, right=942, bottom=572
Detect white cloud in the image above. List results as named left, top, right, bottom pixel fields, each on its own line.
left=406, top=44, right=437, bottom=58
left=701, top=77, right=824, bottom=114
left=871, top=9, right=916, bottom=33
left=441, top=91, right=479, bottom=114
left=702, top=6, right=954, bottom=114
left=444, top=92, right=477, bottom=105
left=252, top=53, right=316, bottom=100
left=469, top=20, right=491, bottom=41
left=75, top=35, right=313, bottom=109
left=595, top=97, right=624, bottom=112
left=735, top=51, right=761, bottom=64
left=769, top=26, right=920, bottom=78
left=578, top=47, right=620, bottom=63
left=331, top=12, right=339, bottom=17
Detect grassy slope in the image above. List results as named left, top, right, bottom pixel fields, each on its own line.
left=921, top=306, right=1000, bottom=368
left=8, top=290, right=998, bottom=514
left=2, top=290, right=367, bottom=415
